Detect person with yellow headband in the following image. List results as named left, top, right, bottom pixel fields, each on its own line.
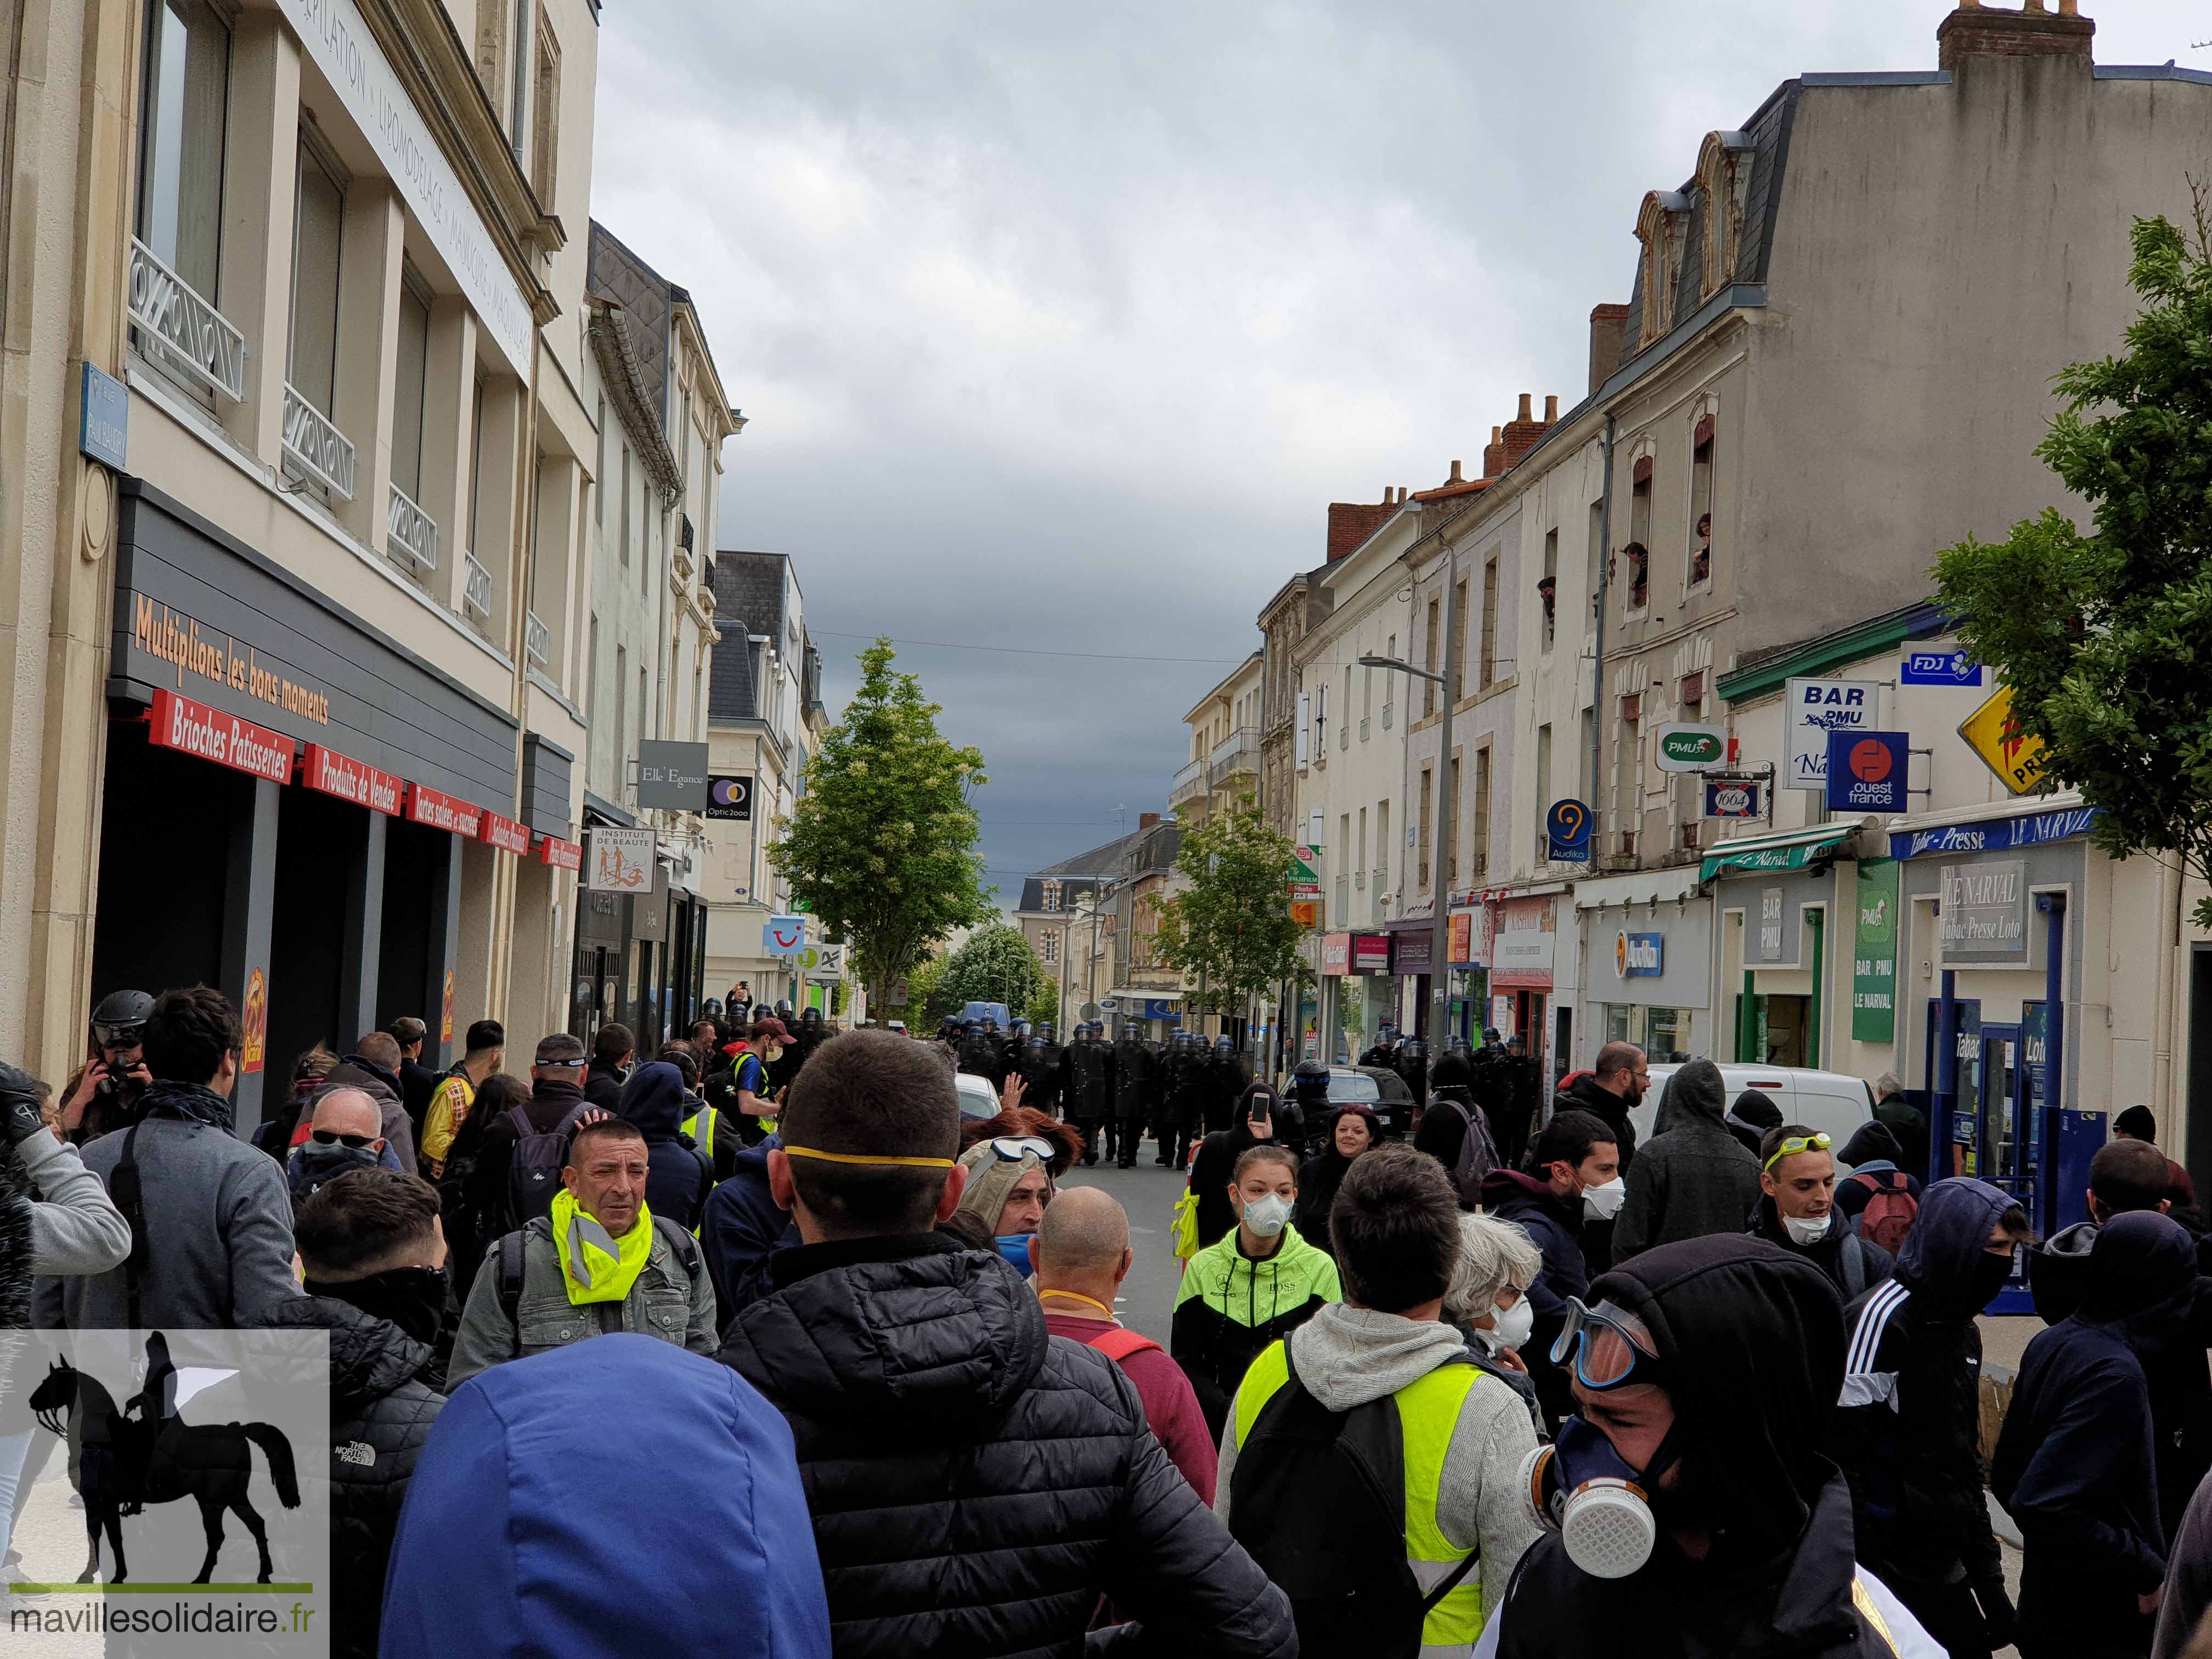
left=448, top=1118, right=718, bottom=1389
left=714, top=1028, right=1295, bottom=1658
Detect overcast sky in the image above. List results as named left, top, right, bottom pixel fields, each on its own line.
left=590, top=2, right=2207, bottom=906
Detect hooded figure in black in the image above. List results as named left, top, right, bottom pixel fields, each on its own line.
left=1725, top=1088, right=1784, bottom=1159
left=616, top=1061, right=713, bottom=1231
left=1198, top=1035, right=1249, bottom=1135
left=1833, top=1177, right=2020, bottom=1656
left=1110, top=1024, right=1156, bottom=1169
left=1013, top=1025, right=1064, bottom=1120
left=1994, top=1211, right=2193, bottom=1659
left=1489, top=1233, right=1932, bottom=1658
left=1065, top=1024, right=1113, bottom=1165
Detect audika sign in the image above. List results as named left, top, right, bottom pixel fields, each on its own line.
left=1615, top=932, right=1663, bottom=978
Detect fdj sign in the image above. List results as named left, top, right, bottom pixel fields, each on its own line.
left=1615, top=931, right=1663, bottom=978
left=1901, top=650, right=1982, bottom=687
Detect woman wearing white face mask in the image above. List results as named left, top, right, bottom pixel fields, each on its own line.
left=1171, top=1144, right=1343, bottom=1442
left=1747, top=1124, right=1896, bottom=1303
left=1444, top=1212, right=1548, bottom=1434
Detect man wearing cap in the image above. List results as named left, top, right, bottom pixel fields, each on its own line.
left=716, top=1029, right=1295, bottom=1658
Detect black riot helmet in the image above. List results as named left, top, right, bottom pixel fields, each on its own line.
left=1010, top=1019, right=1032, bottom=1041
left=776, top=998, right=795, bottom=1017
left=1039, top=1023, right=1057, bottom=1043
left=1446, top=1032, right=1470, bottom=1053
left=1214, top=1034, right=1235, bottom=1057
left=91, top=989, right=155, bottom=1052
left=801, top=1005, right=823, bottom=1026
left=1400, top=1037, right=1429, bottom=1060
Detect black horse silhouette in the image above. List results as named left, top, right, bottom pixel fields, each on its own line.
left=27, top=1355, right=300, bottom=1584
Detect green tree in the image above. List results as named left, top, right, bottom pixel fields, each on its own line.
left=938, top=921, right=1054, bottom=1020
left=766, top=642, right=992, bottom=1007
left=905, top=953, right=950, bottom=1027
left=1935, top=207, right=2212, bottom=924
left=1152, top=797, right=1310, bottom=1020
left=1026, top=978, right=1063, bottom=1030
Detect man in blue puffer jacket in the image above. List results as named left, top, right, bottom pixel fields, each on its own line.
left=699, top=1131, right=799, bottom=1331
left=614, top=1061, right=713, bottom=1232
left=379, top=1335, right=829, bottom=1659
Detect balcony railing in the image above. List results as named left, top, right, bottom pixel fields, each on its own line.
left=281, top=385, right=356, bottom=500
left=462, top=551, right=494, bottom=622
left=128, top=237, right=246, bottom=403
left=1209, top=725, right=1260, bottom=787
left=1168, top=754, right=1207, bottom=806
left=386, top=483, right=438, bottom=571
left=525, top=610, right=551, bottom=668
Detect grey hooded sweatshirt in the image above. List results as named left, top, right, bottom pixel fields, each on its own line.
left=1611, top=1058, right=1763, bottom=1264
left=1215, top=1300, right=1541, bottom=1637
left=19, top=1126, right=131, bottom=1275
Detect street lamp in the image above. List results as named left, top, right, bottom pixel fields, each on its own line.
left=1359, top=559, right=1459, bottom=1046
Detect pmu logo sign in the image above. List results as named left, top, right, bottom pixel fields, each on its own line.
left=1615, top=931, right=1663, bottom=978
left=1825, top=730, right=1909, bottom=812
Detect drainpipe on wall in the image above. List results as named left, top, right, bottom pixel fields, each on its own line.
left=1590, top=416, right=1615, bottom=861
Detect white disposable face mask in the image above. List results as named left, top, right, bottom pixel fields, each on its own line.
left=1783, top=1210, right=1833, bottom=1245
left=1491, top=1297, right=1536, bottom=1351
left=1582, top=1177, right=1628, bottom=1222
left=1242, top=1193, right=1293, bottom=1238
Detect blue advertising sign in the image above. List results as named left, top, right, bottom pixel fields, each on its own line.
left=1825, top=730, right=1909, bottom=812
left=1615, top=931, right=1663, bottom=978
left=78, top=361, right=127, bottom=470
left=1545, top=798, right=1591, bottom=862
left=1890, top=804, right=2100, bottom=862
left=1900, top=648, right=1982, bottom=687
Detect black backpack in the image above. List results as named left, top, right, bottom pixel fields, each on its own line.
left=504, top=1102, right=589, bottom=1227
left=1226, top=1342, right=1480, bottom=1658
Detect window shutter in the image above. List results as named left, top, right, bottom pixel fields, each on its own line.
left=1632, top=454, right=1654, bottom=486
left=1296, top=693, right=1310, bottom=766
left=1693, top=412, right=1715, bottom=449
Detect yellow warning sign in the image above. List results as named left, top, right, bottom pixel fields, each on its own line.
left=1957, top=685, right=2049, bottom=796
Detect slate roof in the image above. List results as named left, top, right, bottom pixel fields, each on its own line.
left=709, top=551, right=791, bottom=726
left=587, top=222, right=673, bottom=425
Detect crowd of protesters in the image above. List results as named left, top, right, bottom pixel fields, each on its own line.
left=10, top=991, right=2212, bottom=1657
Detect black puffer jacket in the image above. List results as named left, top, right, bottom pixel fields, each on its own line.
left=718, top=1232, right=1296, bottom=1659
left=260, top=1296, right=445, bottom=1659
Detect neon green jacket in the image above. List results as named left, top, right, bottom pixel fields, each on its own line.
left=1170, top=1223, right=1340, bottom=1438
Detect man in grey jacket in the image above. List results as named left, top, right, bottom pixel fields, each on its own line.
left=448, top=1117, right=716, bottom=1389
left=1610, top=1057, right=1762, bottom=1264
left=315, top=1032, right=416, bottom=1177
left=38, top=986, right=300, bottom=1334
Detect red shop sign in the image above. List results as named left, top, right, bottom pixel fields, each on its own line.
left=478, top=810, right=529, bottom=856
left=539, top=834, right=582, bottom=871
left=407, top=783, right=484, bottom=838
left=302, top=744, right=402, bottom=815
left=145, top=689, right=295, bottom=784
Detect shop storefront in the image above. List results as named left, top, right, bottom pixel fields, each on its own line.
left=1573, top=869, right=1709, bottom=1064
left=1389, top=922, right=1434, bottom=1040
left=1489, top=895, right=1558, bottom=1077
left=1891, top=801, right=2104, bottom=1307
left=1447, top=906, right=1488, bottom=1051
left=93, top=482, right=568, bottom=1135
left=1703, top=821, right=1874, bottom=1070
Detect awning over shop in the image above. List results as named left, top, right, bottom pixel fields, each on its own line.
left=1699, top=820, right=1867, bottom=883
left=1573, top=866, right=1703, bottom=911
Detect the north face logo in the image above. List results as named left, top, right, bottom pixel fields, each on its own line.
left=337, top=1441, right=375, bottom=1468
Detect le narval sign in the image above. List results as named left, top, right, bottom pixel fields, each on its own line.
left=112, top=483, right=519, bottom=808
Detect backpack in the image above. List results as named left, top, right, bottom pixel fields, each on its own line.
left=1227, top=1342, right=1480, bottom=1659
left=1851, top=1170, right=1919, bottom=1254
left=1436, top=1093, right=1500, bottom=1207
left=1084, top=1325, right=1162, bottom=1364
left=498, top=1213, right=703, bottom=1330
left=504, top=1102, right=590, bottom=1227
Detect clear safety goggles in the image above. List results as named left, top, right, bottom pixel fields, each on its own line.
left=1550, top=1297, right=1663, bottom=1391
left=986, top=1136, right=1057, bottom=1163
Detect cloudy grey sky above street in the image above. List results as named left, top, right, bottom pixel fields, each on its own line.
left=590, top=2, right=2205, bottom=905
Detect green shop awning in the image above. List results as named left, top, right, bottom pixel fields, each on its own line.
left=1699, top=822, right=1861, bottom=883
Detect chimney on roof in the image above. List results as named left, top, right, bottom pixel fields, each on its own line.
left=1449, top=459, right=1464, bottom=484
left=1517, top=392, right=1533, bottom=422
left=1589, top=304, right=1632, bottom=397
left=1545, top=394, right=1560, bottom=422
left=1937, top=1, right=2092, bottom=71
left=1139, top=812, right=1161, bottom=832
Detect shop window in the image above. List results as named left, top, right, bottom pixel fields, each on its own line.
left=1690, top=415, right=1714, bottom=588
left=1679, top=670, right=1705, bottom=714
left=134, top=0, right=232, bottom=370
left=1646, top=1006, right=1690, bottom=1062
left=393, top=263, right=432, bottom=508
left=1041, top=931, right=1057, bottom=965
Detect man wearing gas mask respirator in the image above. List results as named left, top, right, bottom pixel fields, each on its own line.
left=1479, top=1234, right=1940, bottom=1658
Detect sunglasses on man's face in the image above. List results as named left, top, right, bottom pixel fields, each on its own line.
left=311, top=1130, right=376, bottom=1149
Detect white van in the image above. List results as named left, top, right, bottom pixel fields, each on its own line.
left=1627, top=1064, right=1875, bottom=1159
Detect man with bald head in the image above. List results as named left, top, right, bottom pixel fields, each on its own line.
left=286, top=1086, right=405, bottom=1205
left=1031, top=1186, right=1218, bottom=1502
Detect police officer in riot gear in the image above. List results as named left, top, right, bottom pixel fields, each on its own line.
left=1358, top=1024, right=1398, bottom=1069
left=1066, top=1022, right=1113, bottom=1164
left=794, top=1004, right=831, bottom=1076
left=1014, top=1021, right=1064, bottom=1120
left=1111, top=1022, right=1156, bottom=1170
left=1392, top=1034, right=1430, bottom=1118
left=1288, top=1058, right=1331, bottom=1157
left=956, top=1019, right=1005, bottom=1088
left=1197, top=1033, right=1248, bottom=1135
left=1155, top=1030, right=1203, bottom=1168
